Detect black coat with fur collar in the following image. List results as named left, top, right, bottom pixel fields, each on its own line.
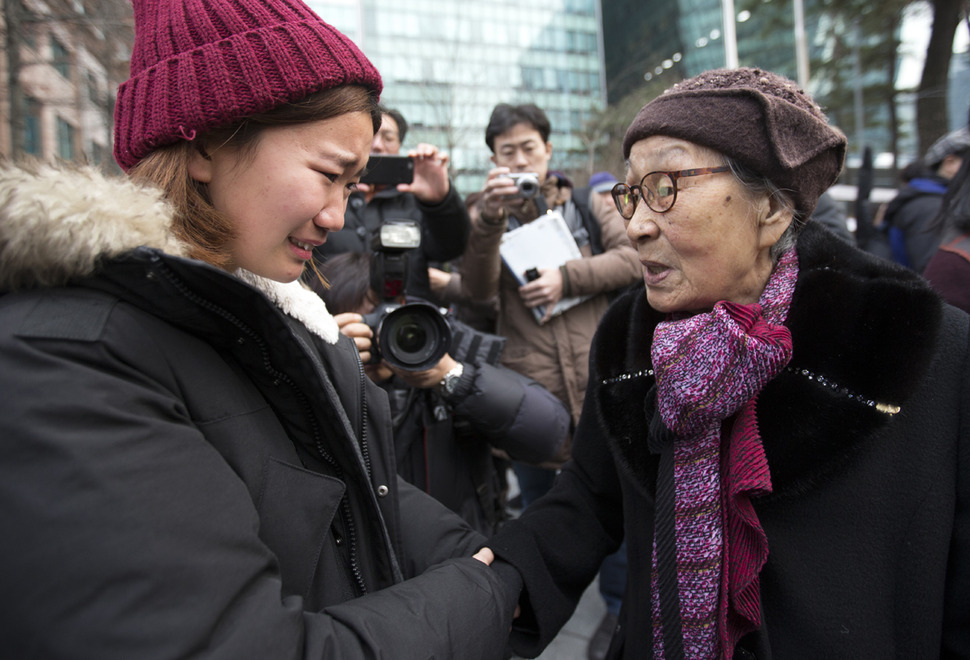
left=0, top=164, right=519, bottom=659
left=490, top=223, right=970, bottom=659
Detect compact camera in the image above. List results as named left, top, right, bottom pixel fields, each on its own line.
left=506, top=172, right=541, bottom=198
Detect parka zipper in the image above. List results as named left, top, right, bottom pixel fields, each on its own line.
left=155, top=263, right=370, bottom=596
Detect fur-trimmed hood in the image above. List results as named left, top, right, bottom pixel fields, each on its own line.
left=0, top=163, right=339, bottom=343
left=593, top=223, right=945, bottom=498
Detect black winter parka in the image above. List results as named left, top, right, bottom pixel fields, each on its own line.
left=0, top=164, right=518, bottom=659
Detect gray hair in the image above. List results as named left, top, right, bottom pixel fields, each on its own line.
left=726, top=158, right=799, bottom=262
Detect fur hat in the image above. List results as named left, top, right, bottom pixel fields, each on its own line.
left=113, top=0, right=382, bottom=171
left=622, top=67, right=846, bottom=219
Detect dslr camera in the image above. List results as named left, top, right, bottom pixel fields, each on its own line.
left=363, top=300, right=451, bottom=372
left=362, top=220, right=451, bottom=372
left=506, top=172, right=541, bottom=198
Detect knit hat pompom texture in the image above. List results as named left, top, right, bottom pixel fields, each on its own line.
left=113, top=0, right=382, bottom=170
left=623, top=67, right=846, bottom=218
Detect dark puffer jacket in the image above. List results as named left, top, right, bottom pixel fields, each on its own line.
left=386, top=342, right=570, bottom=535
left=489, top=223, right=970, bottom=659
left=883, top=175, right=948, bottom=271
left=0, top=164, right=518, bottom=659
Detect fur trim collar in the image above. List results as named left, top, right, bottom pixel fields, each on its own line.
left=234, top=269, right=339, bottom=344
left=0, top=163, right=339, bottom=344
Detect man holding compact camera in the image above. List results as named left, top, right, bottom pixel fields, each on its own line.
left=312, top=106, right=470, bottom=306
left=461, top=103, right=641, bottom=507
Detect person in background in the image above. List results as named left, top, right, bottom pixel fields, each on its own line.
left=582, top=170, right=624, bottom=224
left=882, top=126, right=970, bottom=271
left=461, top=103, right=642, bottom=508
left=428, top=260, right=500, bottom=334
left=312, top=105, right=470, bottom=306
left=856, top=159, right=924, bottom=260
left=923, top=148, right=970, bottom=313
left=809, top=189, right=855, bottom=244
left=318, top=251, right=569, bottom=534
left=479, top=67, right=969, bottom=659
left=0, top=0, right=520, bottom=656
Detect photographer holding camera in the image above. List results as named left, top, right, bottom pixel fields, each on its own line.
left=312, top=106, right=469, bottom=306
left=319, top=250, right=570, bottom=535
left=462, top=103, right=642, bottom=508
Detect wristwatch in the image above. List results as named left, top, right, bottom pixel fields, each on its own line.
left=437, top=362, right=464, bottom=397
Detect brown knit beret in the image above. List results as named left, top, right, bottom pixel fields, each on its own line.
left=622, top=67, right=846, bottom=219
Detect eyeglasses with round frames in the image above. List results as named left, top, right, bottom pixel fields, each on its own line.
left=611, top=166, right=731, bottom=218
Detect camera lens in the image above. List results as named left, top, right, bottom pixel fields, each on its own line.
left=517, top=178, right=539, bottom=198
left=378, top=303, right=451, bottom=371
left=393, top=318, right=428, bottom=353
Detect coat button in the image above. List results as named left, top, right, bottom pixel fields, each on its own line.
left=377, top=485, right=389, bottom=497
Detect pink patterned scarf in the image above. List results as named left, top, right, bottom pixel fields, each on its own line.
left=649, top=248, right=798, bottom=658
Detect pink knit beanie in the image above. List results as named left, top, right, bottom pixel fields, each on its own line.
left=113, top=0, right=382, bottom=171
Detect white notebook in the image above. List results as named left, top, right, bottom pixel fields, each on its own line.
left=499, top=210, right=591, bottom=324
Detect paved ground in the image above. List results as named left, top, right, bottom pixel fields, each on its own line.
left=505, top=470, right=609, bottom=660
left=524, top=578, right=606, bottom=660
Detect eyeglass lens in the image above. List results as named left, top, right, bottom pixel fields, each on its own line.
left=612, top=167, right=729, bottom=219
left=611, top=172, right=677, bottom=219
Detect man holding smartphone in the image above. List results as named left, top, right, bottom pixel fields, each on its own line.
left=312, top=106, right=470, bottom=306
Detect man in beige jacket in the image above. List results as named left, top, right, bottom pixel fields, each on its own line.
left=461, top=103, right=641, bottom=506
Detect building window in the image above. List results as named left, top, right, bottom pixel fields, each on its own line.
left=522, top=67, right=544, bottom=91
left=84, top=71, right=101, bottom=104
left=57, top=117, right=76, bottom=160
left=50, top=35, right=71, bottom=79
left=24, top=100, right=41, bottom=156
left=89, top=141, right=104, bottom=165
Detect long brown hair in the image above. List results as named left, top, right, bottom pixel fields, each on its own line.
left=128, top=85, right=381, bottom=270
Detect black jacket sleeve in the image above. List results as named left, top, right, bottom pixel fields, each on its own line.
left=448, top=361, right=569, bottom=465
left=418, top=183, right=471, bottom=263
left=485, top=314, right=628, bottom=657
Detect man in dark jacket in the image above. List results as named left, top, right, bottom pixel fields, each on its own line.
left=883, top=126, right=970, bottom=271
left=313, top=106, right=470, bottom=305
left=318, top=251, right=571, bottom=535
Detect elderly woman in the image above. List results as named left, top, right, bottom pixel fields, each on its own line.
left=479, top=68, right=970, bottom=658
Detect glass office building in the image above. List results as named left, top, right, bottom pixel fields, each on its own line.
left=600, top=0, right=960, bottom=165
left=306, top=0, right=607, bottom=193
left=603, top=0, right=817, bottom=102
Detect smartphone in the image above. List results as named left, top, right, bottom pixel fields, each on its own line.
left=360, top=155, right=415, bottom=185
